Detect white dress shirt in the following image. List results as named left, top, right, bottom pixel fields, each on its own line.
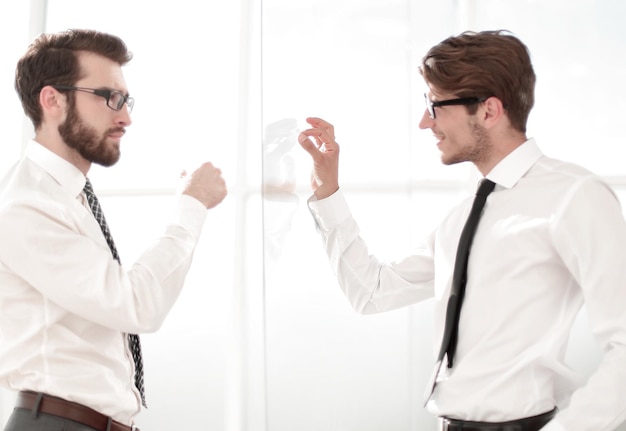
left=307, top=139, right=626, bottom=431
left=0, top=141, right=207, bottom=425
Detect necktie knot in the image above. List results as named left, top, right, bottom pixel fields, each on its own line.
left=83, top=178, right=95, bottom=195
left=476, top=178, right=496, bottom=197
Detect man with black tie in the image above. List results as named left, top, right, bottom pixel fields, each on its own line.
left=298, top=30, right=626, bottom=431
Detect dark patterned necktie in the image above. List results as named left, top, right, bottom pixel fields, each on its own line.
left=83, top=178, right=147, bottom=408
left=424, top=178, right=495, bottom=405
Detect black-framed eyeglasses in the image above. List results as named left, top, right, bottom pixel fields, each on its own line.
left=53, top=85, right=134, bottom=113
left=424, top=93, right=487, bottom=120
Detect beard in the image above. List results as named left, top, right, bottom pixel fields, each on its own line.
left=58, top=103, right=122, bottom=167
left=441, top=117, right=490, bottom=166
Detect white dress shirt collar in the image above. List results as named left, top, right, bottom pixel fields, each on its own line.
left=25, top=140, right=86, bottom=198
left=486, top=137, right=543, bottom=189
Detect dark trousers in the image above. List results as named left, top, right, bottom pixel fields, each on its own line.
left=3, top=408, right=99, bottom=431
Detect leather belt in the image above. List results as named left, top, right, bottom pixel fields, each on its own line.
left=440, top=408, right=557, bottom=431
left=16, top=391, right=139, bottom=431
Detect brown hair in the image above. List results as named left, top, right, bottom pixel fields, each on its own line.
left=419, top=30, right=535, bottom=133
left=15, top=29, right=133, bottom=129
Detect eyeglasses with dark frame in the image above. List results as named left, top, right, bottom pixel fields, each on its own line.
left=53, top=85, right=135, bottom=113
left=424, top=93, right=487, bottom=120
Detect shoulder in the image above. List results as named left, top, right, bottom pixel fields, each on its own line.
left=0, top=158, right=73, bottom=221
left=528, top=155, right=611, bottom=194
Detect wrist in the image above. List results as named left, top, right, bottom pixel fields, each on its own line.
left=314, top=185, right=339, bottom=200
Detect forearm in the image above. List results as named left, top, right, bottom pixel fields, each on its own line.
left=308, top=190, right=434, bottom=313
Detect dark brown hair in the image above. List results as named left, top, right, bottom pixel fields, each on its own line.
left=15, top=29, right=133, bottom=129
left=419, top=30, right=535, bottom=133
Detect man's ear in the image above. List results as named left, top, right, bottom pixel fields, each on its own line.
left=39, top=86, right=66, bottom=120
left=481, top=96, right=505, bottom=129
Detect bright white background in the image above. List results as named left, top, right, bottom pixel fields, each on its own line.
left=0, top=1, right=625, bottom=430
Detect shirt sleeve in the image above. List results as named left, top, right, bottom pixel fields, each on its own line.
left=0, top=193, right=208, bottom=334
left=307, top=189, right=435, bottom=314
left=550, top=176, right=626, bottom=430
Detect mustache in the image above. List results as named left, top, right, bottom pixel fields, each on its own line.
left=107, top=127, right=126, bottom=135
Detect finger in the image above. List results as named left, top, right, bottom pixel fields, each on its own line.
left=306, top=117, right=333, bottom=130
left=306, top=117, right=335, bottom=139
left=299, top=129, right=324, bottom=146
left=298, top=133, right=322, bottom=157
left=299, top=128, right=337, bottom=149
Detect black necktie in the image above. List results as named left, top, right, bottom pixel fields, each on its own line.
left=438, top=178, right=496, bottom=368
left=83, top=178, right=147, bottom=408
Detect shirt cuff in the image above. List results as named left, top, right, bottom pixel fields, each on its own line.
left=170, top=194, right=208, bottom=240
left=307, top=189, right=352, bottom=231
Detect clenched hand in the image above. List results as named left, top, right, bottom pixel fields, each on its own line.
left=182, top=162, right=227, bottom=209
